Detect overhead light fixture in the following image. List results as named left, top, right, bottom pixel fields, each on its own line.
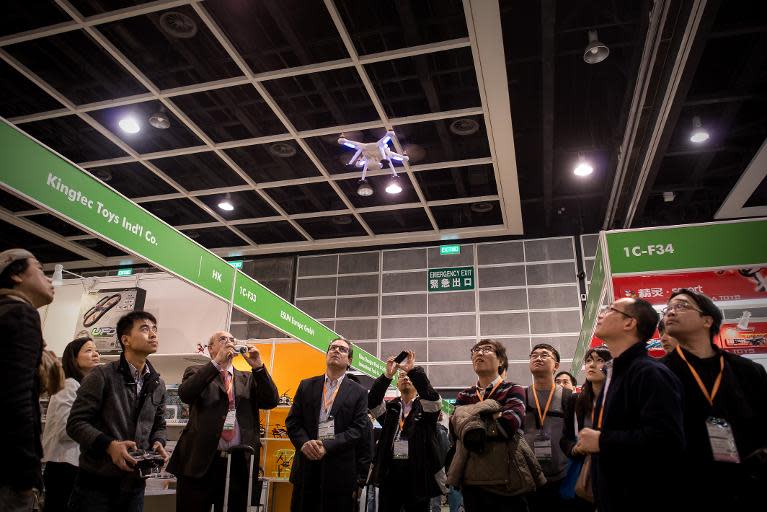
left=218, top=194, right=234, bottom=211
left=357, top=179, right=374, bottom=197
left=583, top=30, right=609, bottom=64
left=385, top=175, right=402, bottom=195
left=118, top=116, right=140, bottom=134
left=268, top=142, right=297, bottom=158
left=331, top=215, right=353, bottom=225
left=689, top=116, right=710, bottom=143
left=470, top=201, right=494, bottom=213
left=663, top=191, right=676, bottom=203
left=52, top=264, right=85, bottom=287
left=449, top=118, right=480, bottom=136
left=148, top=110, right=170, bottom=129
left=573, top=156, right=594, bottom=177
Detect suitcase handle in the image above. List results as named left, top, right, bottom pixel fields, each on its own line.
left=226, top=444, right=255, bottom=456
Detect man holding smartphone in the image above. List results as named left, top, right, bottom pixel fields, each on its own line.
left=368, top=351, right=444, bottom=512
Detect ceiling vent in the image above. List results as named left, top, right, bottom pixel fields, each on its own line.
left=93, top=169, right=113, bottom=182
left=449, top=118, right=479, bottom=136
left=331, top=215, right=353, bottom=225
left=470, top=201, right=494, bottom=213
left=159, top=12, right=198, bottom=39
left=269, top=142, right=297, bottom=158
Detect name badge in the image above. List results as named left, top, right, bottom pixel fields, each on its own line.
left=533, top=430, right=552, bottom=464
left=223, top=408, right=236, bottom=431
left=318, top=418, right=335, bottom=441
left=393, top=440, right=409, bottom=460
left=706, top=417, right=740, bottom=463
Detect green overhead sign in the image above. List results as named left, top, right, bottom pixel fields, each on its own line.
left=572, top=242, right=606, bottom=373
left=428, top=266, right=475, bottom=292
left=117, top=268, right=133, bottom=277
left=440, top=244, right=461, bottom=255
left=228, top=260, right=244, bottom=269
left=605, top=220, right=767, bottom=274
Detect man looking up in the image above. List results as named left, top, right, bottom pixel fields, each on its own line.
left=575, top=298, right=683, bottom=512
left=167, top=331, right=279, bottom=512
left=0, top=249, right=54, bottom=512
left=67, top=311, right=168, bottom=512
left=286, top=338, right=369, bottom=511
left=657, top=320, right=679, bottom=354
left=662, top=289, right=767, bottom=507
left=554, top=371, right=576, bottom=391
left=524, top=344, right=572, bottom=511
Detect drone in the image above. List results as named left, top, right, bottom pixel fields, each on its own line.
left=338, top=131, right=409, bottom=196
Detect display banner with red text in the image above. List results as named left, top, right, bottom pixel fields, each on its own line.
left=718, top=321, right=767, bottom=355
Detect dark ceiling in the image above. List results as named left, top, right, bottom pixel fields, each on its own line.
left=0, top=0, right=765, bottom=267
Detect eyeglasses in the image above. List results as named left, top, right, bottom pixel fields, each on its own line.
left=599, top=305, right=635, bottom=319
left=471, top=346, right=496, bottom=355
left=661, top=301, right=702, bottom=316
left=529, top=352, right=553, bottom=361
left=328, top=345, right=349, bottom=354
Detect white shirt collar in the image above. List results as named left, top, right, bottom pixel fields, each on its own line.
left=325, top=373, right=345, bottom=387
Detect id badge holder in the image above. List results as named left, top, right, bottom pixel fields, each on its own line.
left=223, top=408, right=236, bottom=431
left=392, top=435, right=409, bottom=460
left=318, top=417, right=335, bottom=441
left=706, top=417, right=740, bottom=463
left=533, top=430, right=552, bottom=465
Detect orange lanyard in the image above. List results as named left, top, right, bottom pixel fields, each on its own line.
left=675, top=345, right=724, bottom=406
left=399, top=401, right=411, bottom=430
left=532, top=385, right=555, bottom=427
left=475, top=379, right=503, bottom=402
left=590, top=398, right=605, bottom=429
left=322, top=381, right=340, bottom=413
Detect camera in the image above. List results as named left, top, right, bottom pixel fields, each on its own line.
left=128, top=449, right=165, bottom=478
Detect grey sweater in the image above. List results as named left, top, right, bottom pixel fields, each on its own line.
left=67, top=354, right=167, bottom=479
left=523, top=385, right=571, bottom=482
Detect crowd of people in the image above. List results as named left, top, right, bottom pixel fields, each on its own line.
left=1, top=246, right=766, bottom=512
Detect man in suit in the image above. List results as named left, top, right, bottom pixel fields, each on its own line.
left=286, top=338, right=369, bottom=512
left=167, top=331, right=279, bottom=512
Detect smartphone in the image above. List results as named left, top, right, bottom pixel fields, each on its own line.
left=393, top=351, right=409, bottom=364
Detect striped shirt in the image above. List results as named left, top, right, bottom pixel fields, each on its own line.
left=455, top=379, right=526, bottom=433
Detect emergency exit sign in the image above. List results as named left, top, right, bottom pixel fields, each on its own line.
left=440, top=244, right=461, bottom=255
left=228, top=260, right=244, bottom=269
left=117, top=268, right=133, bottom=277
left=428, top=266, right=474, bottom=292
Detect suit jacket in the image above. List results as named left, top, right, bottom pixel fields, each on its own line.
left=167, top=361, right=279, bottom=479
left=286, top=374, right=368, bottom=511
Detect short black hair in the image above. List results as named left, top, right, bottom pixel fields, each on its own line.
left=328, top=338, right=354, bottom=369
left=555, top=371, right=577, bottom=387
left=530, top=343, right=561, bottom=363
left=62, top=337, right=92, bottom=383
left=0, top=258, right=30, bottom=289
left=669, top=288, right=722, bottom=342
left=624, top=298, right=660, bottom=343
left=116, top=311, right=157, bottom=350
left=472, top=339, right=508, bottom=376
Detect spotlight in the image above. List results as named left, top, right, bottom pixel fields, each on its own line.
left=689, top=116, right=709, bottom=144
left=218, top=194, right=234, bottom=211
left=385, top=176, right=402, bottom=194
left=573, top=157, right=594, bottom=177
left=357, top=179, right=374, bottom=197
left=583, top=30, right=609, bottom=64
left=663, top=191, right=676, bottom=203
left=118, top=117, right=140, bottom=134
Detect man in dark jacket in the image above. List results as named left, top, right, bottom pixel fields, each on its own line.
left=662, top=289, right=767, bottom=507
left=286, top=338, right=369, bottom=512
left=67, top=311, right=168, bottom=512
left=0, top=249, right=54, bottom=511
left=167, top=331, right=279, bottom=512
left=368, top=351, right=443, bottom=511
left=575, top=298, right=684, bottom=512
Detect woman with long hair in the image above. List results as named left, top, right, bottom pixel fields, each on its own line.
left=42, top=337, right=100, bottom=511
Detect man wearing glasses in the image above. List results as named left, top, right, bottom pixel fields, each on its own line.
left=286, top=338, right=369, bottom=511
left=574, top=298, right=684, bottom=512
left=167, top=331, right=279, bottom=512
left=662, top=289, right=767, bottom=508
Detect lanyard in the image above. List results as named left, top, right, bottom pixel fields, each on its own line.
left=675, top=345, right=724, bottom=407
left=590, top=397, right=605, bottom=429
left=532, top=385, right=555, bottom=428
left=475, top=378, right=503, bottom=402
left=322, top=381, right=340, bottom=414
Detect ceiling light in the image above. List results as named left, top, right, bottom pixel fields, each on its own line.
left=268, top=142, right=297, bottom=158
left=470, top=201, right=494, bottom=213
left=218, top=194, right=234, bottom=211
left=689, top=116, right=710, bottom=143
left=583, top=30, right=609, bottom=64
left=159, top=11, right=198, bottom=39
left=148, top=111, right=170, bottom=129
left=331, top=215, right=353, bottom=225
left=357, top=179, right=374, bottom=197
left=573, top=157, right=594, bottom=177
left=663, top=191, right=676, bottom=203
left=385, top=176, right=402, bottom=194
left=449, top=118, right=480, bottom=136
left=118, top=117, right=140, bottom=134
left=93, top=169, right=112, bottom=182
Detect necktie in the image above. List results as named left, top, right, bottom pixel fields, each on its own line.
left=221, top=369, right=235, bottom=441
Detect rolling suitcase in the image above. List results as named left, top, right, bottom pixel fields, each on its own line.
left=222, top=444, right=257, bottom=512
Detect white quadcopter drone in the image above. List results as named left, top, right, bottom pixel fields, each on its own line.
left=338, top=131, right=409, bottom=196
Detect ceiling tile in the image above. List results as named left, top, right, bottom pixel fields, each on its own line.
left=183, top=226, right=248, bottom=249
left=26, top=213, right=87, bottom=237
left=197, top=191, right=277, bottom=220
left=86, top=162, right=176, bottom=198
left=205, top=0, right=348, bottom=73
left=172, top=84, right=287, bottom=142
left=5, top=30, right=147, bottom=105
left=296, top=215, right=367, bottom=239
left=225, top=142, right=322, bottom=182
left=263, top=67, right=380, bottom=131
left=431, top=200, right=503, bottom=230
left=365, top=47, right=481, bottom=119
left=0, top=60, right=62, bottom=118
left=150, top=152, right=246, bottom=191
left=336, top=0, right=467, bottom=55
left=392, top=115, right=490, bottom=165
left=0, top=189, right=36, bottom=212
left=97, top=5, right=243, bottom=90
left=415, top=164, right=497, bottom=200
left=236, top=221, right=306, bottom=244
left=140, top=198, right=214, bottom=226
left=336, top=174, right=420, bottom=208
left=361, top=208, right=432, bottom=234
left=303, top=128, right=388, bottom=175
left=89, top=100, right=203, bottom=153
left=0, top=3, right=70, bottom=36
left=264, top=182, right=346, bottom=214
left=74, top=238, right=128, bottom=257
left=0, top=220, right=81, bottom=263
left=19, top=115, right=126, bottom=163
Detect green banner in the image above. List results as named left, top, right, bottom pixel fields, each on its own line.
left=606, top=220, right=767, bottom=274
left=428, top=266, right=475, bottom=292
left=572, top=242, right=606, bottom=373
left=0, top=121, right=234, bottom=300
